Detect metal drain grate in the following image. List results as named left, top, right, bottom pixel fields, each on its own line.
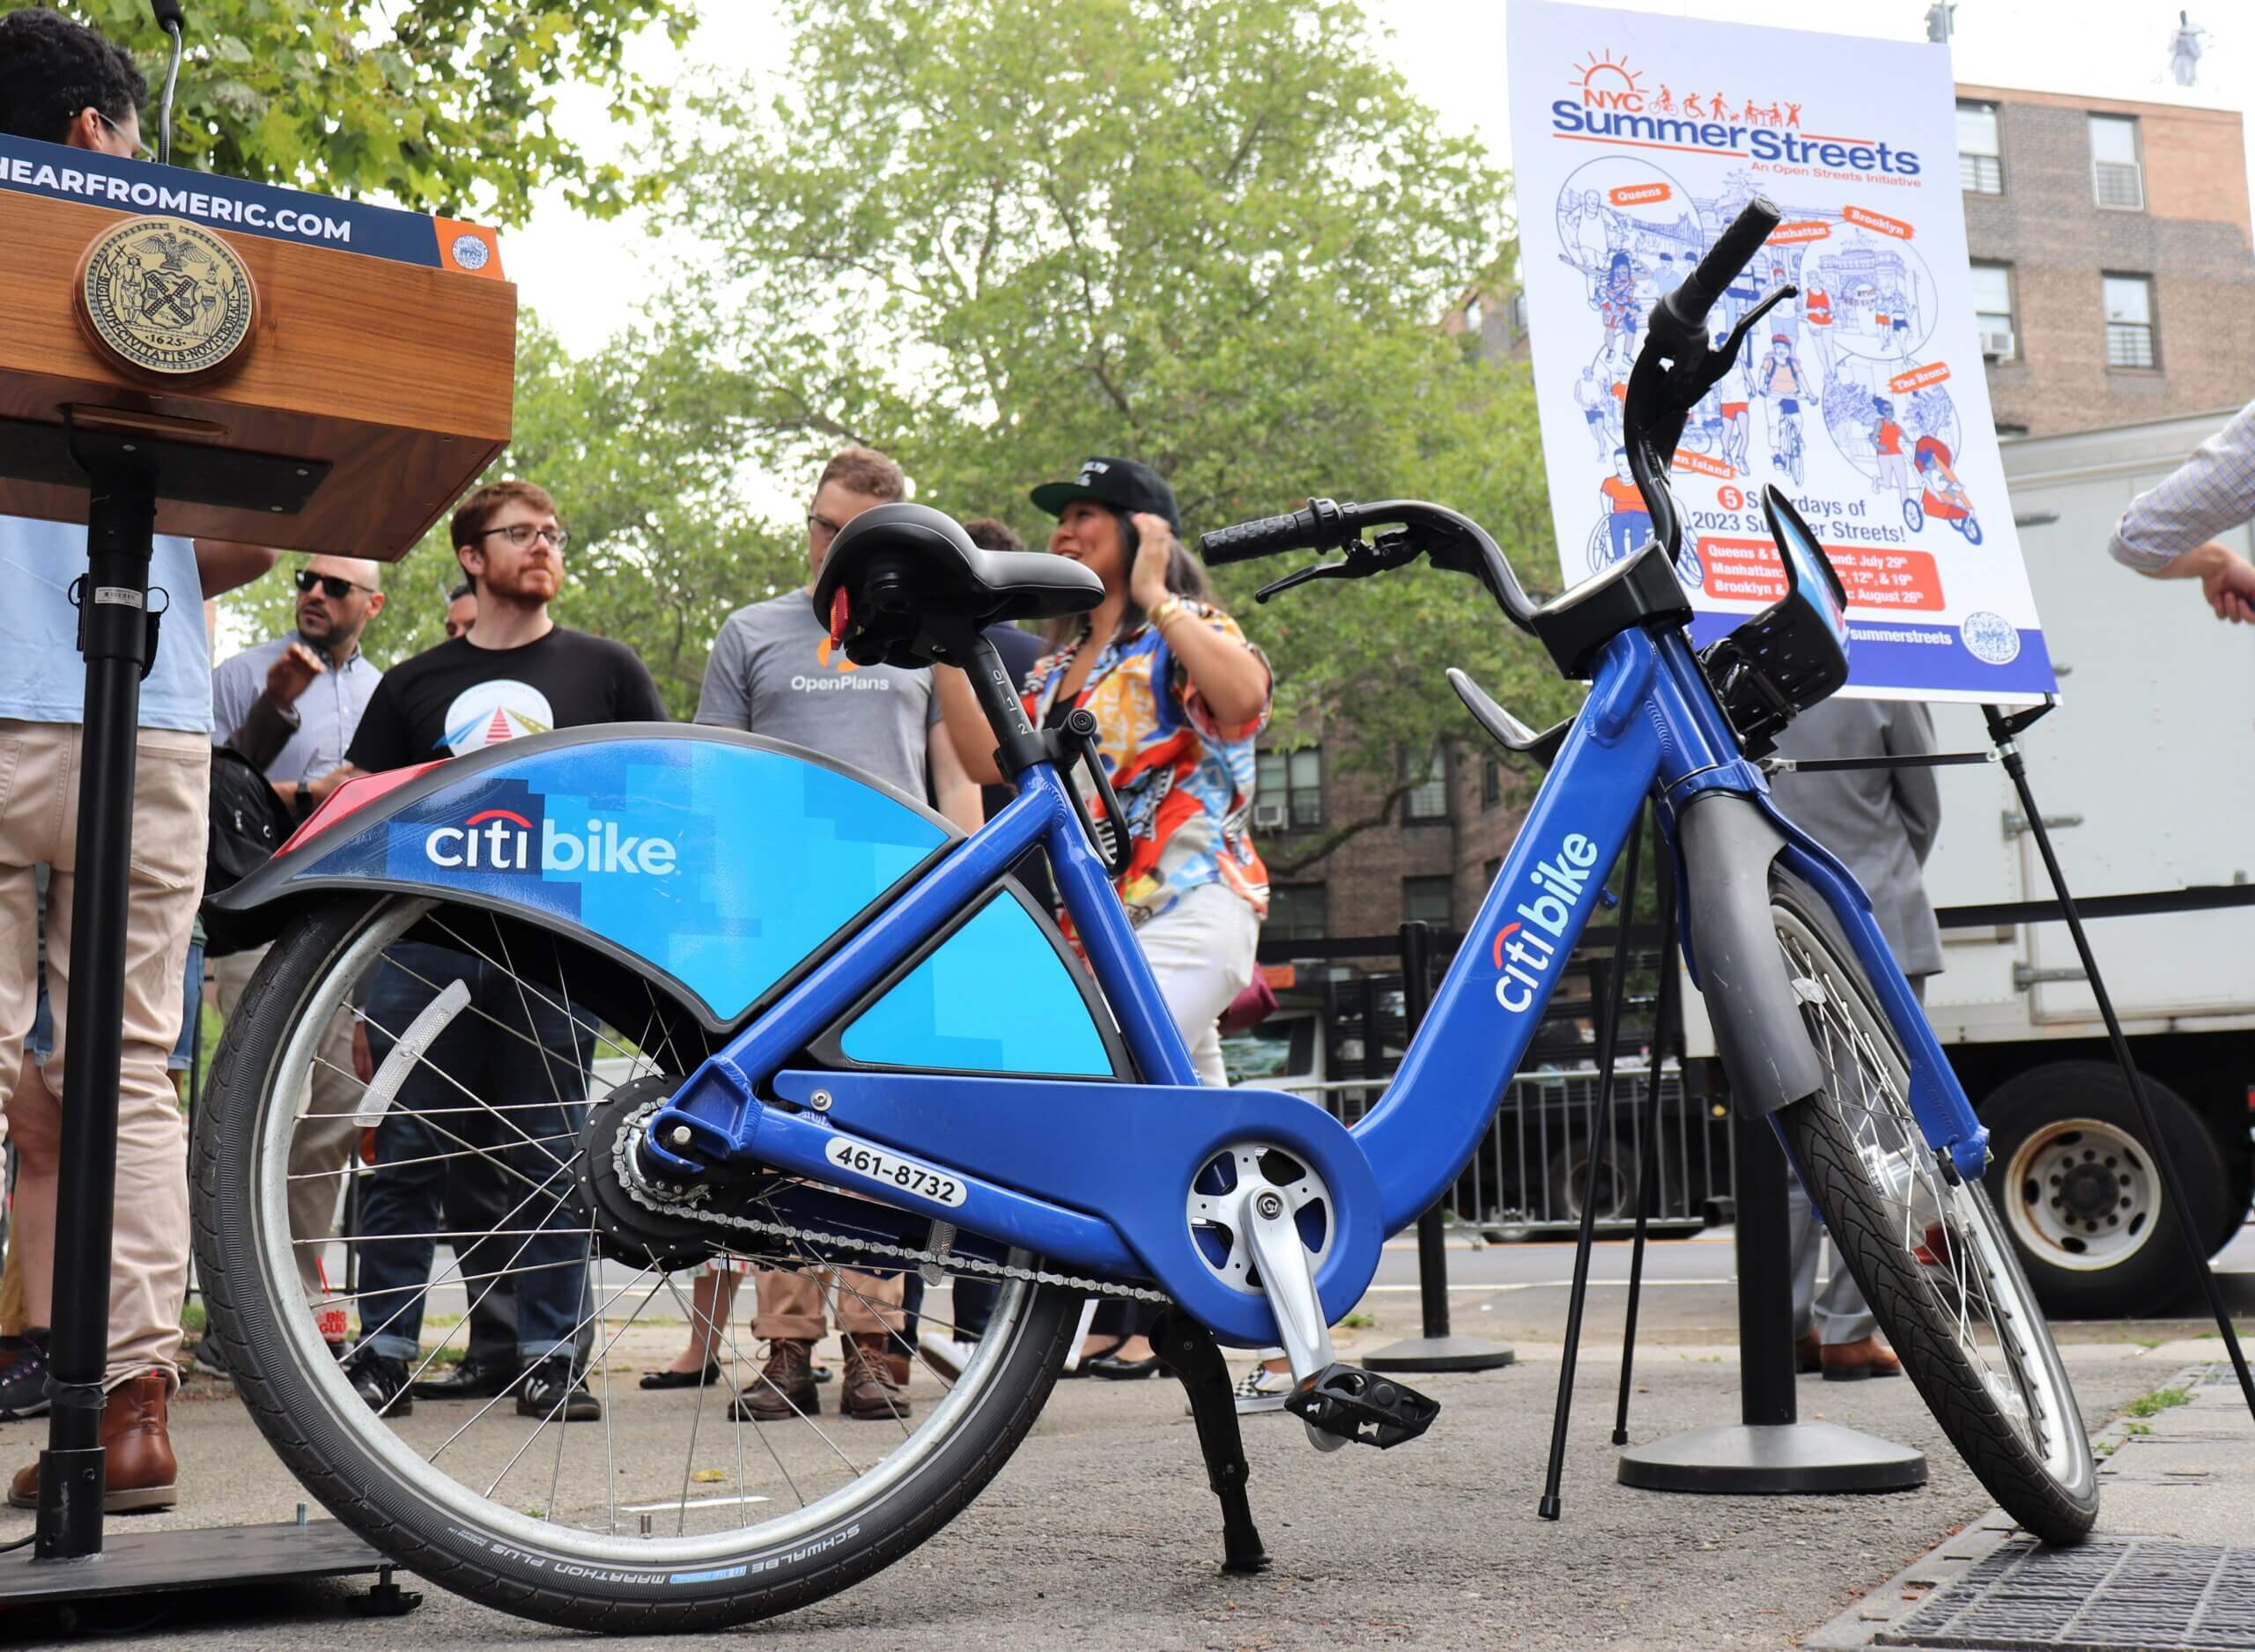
left=1878, top=1537, right=2255, bottom=1650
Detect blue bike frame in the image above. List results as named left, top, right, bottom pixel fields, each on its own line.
left=641, top=618, right=1992, bottom=1350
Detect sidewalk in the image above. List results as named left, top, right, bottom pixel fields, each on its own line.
left=1811, top=1340, right=2255, bottom=1651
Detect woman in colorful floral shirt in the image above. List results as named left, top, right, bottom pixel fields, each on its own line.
left=941, top=456, right=1270, bottom=1103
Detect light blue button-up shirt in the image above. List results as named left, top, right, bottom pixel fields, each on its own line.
left=0, top=515, right=211, bottom=733
left=210, top=631, right=383, bottom=783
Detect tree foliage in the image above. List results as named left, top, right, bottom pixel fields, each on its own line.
left=220, top=320, right=799, bottom=719
left=654, top=0, right=1571, bottom=867
left=5, top=0, right=689, bottom=224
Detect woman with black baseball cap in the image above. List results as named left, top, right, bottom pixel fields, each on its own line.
left=935, top=456, right=1276, bottom=1382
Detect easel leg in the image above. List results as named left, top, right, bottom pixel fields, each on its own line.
left=1984, top=703, right=2255, bottom=1423
left=1540, top=804, right=1645, bottom=1518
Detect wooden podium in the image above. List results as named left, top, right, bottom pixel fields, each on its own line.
left=0, top=131, right=513, bottom=1595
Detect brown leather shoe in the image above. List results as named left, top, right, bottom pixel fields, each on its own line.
left=730, top=1339, right=817, bottom=1422
left=1820, top=1335, right=1904, bottom=1382
left=839, top=1334, right=910, bottom=1422
left=8, top=1369, right=177, bottom=1514
left=1795, top=1332, right=1821, bottom=1375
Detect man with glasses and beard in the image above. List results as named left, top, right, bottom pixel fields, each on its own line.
left=315, top=481, right=665, bottom=1423
left=196, top=558, right=390, bottom=1375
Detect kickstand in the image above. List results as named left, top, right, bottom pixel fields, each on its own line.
left=1153, top=1309, right=1270, bottom=1575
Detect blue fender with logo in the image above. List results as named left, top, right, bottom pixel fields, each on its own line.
left=213, top=725, right=1123, bottom=1078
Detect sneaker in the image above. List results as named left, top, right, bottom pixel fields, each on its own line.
left=839, top=1333, right=910, bottom=1422
left=515, top=1357, right=602, bottom=1422
left=345, top=1350, right=413, bottom=1416
left=0, top=1332, right=52, bottom=1420
left=1231, top=1365, right=1295, bottom=1416
left=917, top=1331, right=979, bottom=1383
left=732, top=1339, right=818, bottom=1423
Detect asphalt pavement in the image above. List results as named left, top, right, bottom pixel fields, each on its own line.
left=0, top=1227, right=2233, bottom=1650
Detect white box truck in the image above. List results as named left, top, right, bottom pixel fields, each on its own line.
left=1685, top=406, right=2255, bottom=1317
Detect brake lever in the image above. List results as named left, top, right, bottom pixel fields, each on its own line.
left=1253, top=531, right=1422, bottom=603
left=1697, top=283, right=1799, bottom=396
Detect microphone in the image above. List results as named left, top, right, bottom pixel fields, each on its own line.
left=148, top=1, right=184, bottom=166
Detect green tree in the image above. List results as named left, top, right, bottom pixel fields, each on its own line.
left=221, top=319, right=799, bottom=719
left=6, top=0, right=690, bottom=223
left=659, top=0, right=1570, bottom=872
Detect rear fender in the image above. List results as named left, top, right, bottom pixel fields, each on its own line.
left=210, top=726, right=1081, bottom=1049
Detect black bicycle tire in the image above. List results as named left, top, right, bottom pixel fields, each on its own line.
left=191, top=892, right=1079, bottom=1632
left=1763, top=870, right=2099, bottom=1545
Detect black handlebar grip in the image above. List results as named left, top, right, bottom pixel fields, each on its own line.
left=1658, top=195, right=1781, bottom=337
left=1198, top=505, right=1319, bottom=565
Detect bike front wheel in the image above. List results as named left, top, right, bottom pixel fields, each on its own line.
left=192, top=892, right=1080, bottom=1631
left=1763, top=870, right=2099, bottom=1543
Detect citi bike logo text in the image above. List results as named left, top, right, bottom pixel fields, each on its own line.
left=422, top=808, right=678, bottom=876
left=1493, top=831, right=1601, bottom=1014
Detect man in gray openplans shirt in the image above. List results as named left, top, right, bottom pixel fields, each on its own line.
left=697, top=581, right=945, bottom=804
left=687, top=445, right=978, bottom=1427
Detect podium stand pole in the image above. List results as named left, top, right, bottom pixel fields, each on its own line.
left=1365, top=922, right=1514, bottom=1375
left=35, top=461, right=158, bottom=1558
left=1616, top=1110, right=1927, bottom=1494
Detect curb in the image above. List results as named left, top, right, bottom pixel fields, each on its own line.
left=1801, top=1361, right=2208, bottom=1650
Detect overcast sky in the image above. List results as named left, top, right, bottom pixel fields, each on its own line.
left=507, top=0, right=2251, bottom=355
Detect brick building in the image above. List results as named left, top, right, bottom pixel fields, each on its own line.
left=1957, top=84, right=2255, bottom=437
left=1254, top=739, right=1531, bottom=952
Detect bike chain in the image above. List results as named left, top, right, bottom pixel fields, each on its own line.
left=609, top=1104, right=1169, bottom=1303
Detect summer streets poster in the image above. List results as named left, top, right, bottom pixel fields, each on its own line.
left=1505, top=0, right=2055, bottom=703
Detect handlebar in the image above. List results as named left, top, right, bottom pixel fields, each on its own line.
left=1198, top=499, right=1353, bottom=565
left=1196, top=498, right=1541, bottom=637
left=1652, top=195, right=1779, bottom=347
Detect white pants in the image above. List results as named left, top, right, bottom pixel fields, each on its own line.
left=1135, top=882, right=1260, bottom=1087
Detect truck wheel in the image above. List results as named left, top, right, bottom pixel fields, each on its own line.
left=1981, top=1061, right=2230, bottom=1319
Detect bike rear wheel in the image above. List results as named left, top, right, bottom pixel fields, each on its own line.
left=1762, top=870, right=2099, bottom=1543
left=192, top=893, right=1081, bottom=1631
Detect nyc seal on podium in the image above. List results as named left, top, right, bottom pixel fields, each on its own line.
left=74, top=215, right=256, bottom=380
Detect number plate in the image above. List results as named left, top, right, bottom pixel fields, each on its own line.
left=822, top=1137, right=967, bottom=1208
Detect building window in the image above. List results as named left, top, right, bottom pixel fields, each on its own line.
left=1482, top=756, right=1502, bottom=809
left=1402, top=876, right=1453, bottom=928
left=2103, top=274, right=2156, bottom=369
left=2089, top=114, right=2144, bottom=210
left=1401, top=748, right=1449, bottom=823
left=1254, top=748, right=1323, bottom=830
left=1956, top=101, right=2002, bottom=194
left=1970, top=263, right=2016, bottom=362
left=1266, top=882, right=1327, bottom=942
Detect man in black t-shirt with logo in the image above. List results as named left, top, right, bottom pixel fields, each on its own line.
left=333, top=481, right=664, bottom=1424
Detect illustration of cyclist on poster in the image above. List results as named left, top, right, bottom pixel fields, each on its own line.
left=1505, top=0, right=2056, bottom=703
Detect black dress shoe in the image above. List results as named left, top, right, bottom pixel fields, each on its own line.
left=1085, top=1349, right=1163, bottom=1380
left=639, top=1361, right=722, bottom=1391
left=410, top=1356, right=523, bottom=1401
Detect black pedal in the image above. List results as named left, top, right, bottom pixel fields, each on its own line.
left=1285, top=1363, right=1439, bottom=1449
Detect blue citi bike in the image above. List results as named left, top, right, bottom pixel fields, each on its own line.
left=197, top=199, right=2094, bottom=1633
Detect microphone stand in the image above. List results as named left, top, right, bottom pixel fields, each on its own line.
left=152, top=3, right=183, bottom=166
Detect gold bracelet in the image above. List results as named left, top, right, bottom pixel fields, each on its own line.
left=1150, top=596, right=1188, bottom=631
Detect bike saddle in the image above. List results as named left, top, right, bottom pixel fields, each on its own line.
left=814, top=503, right=1103, bottom=667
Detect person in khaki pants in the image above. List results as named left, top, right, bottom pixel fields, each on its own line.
left=0, top=7, right=279, bottom=1516
left=201, top=557, right=388, bottom=1368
